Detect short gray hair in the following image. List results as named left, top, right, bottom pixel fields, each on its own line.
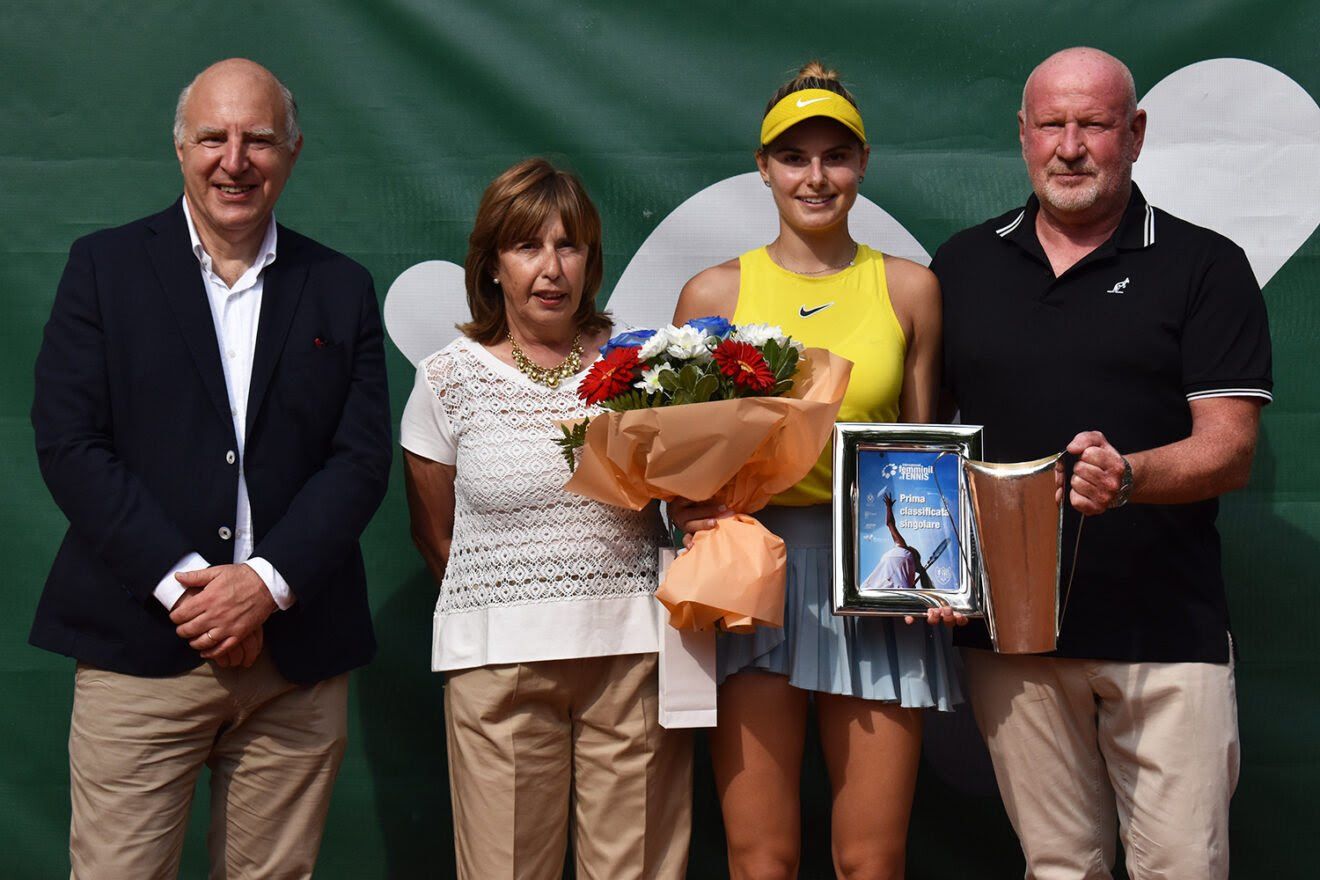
left=172, top=68, right=301, bottom=150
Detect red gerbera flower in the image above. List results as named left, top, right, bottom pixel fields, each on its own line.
left=713, top=340, right=775, bottom=392
left=578, top=346, right=641, bottom=405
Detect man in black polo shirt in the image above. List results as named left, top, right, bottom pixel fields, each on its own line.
left=932, top=47, right=1271, bottom=879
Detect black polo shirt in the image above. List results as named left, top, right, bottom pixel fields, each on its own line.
left=932, top=185, right=1272, bottom=663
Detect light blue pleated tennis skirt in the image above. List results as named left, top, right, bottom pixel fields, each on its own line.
left=716, top=504, right=963, bottom=711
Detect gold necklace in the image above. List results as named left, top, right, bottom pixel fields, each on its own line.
left=769, top=241, right=858, bottom=276
left=508, top=332, right=583, bottom=389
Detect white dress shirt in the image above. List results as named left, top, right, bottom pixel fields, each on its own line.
left=151, top=198, right=294, bottom=612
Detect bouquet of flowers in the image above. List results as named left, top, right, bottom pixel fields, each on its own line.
left=554, top=317, right=805, bottom=467
left=557, top=317, right=852, bottom=633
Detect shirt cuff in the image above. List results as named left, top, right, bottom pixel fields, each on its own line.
left=246, top=557, right=296, bottom=610
left=154, top=552, right=210, bottom=610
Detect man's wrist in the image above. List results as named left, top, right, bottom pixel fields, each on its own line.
left=153, top=552, right=209, bottom=610
left=1110, top=456, right=1134, bottom=508
left=245, top=557, right=294, bottom=610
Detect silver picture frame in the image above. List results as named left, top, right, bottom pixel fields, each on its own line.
left=832, top=423, right=985, bottom=618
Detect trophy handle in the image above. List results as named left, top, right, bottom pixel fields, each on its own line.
left=1056, top=451, right=1086, bottom=638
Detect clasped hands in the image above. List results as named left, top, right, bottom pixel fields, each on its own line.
left=169, top=563, right=277, bottom=669
left=666, top=499, right=967, bottom=629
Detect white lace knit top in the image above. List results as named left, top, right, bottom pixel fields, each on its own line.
left=400, top=336, right=664, bottom=671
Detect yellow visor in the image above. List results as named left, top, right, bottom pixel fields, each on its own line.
left=759, top=88, right=866, bottom=146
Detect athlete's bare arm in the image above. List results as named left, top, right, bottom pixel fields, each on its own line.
left=883, top=492, right=908, bottom=550
left=884, top=256, right=942, bottom=425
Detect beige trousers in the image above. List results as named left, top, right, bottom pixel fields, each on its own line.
left=963, top=648, right=1239, bottom=880
left=444, top=652, right=692, bottom=880
left=68, top=653, right=348, bottom=880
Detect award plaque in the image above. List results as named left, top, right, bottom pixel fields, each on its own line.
left=832, top=423, right=984, bottom=618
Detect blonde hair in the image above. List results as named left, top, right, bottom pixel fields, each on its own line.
left=762, top=60, right=859, bottom=115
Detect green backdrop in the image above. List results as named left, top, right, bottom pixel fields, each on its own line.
left=3, top=2, right=1317, bottom=877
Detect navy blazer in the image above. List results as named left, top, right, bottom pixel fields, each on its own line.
left=30, top=200, right=391, bottom=684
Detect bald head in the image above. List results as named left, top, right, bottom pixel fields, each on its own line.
left=173, top=59, right=299, bottom=150
left=1016, top=46, right=1146, bottom=227
left=1022, top=47, right=1137, bottom=122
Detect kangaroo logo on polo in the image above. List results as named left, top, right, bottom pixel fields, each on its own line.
left=1106, top=277, right=1131, bottom=294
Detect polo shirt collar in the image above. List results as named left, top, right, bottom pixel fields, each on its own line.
left=998, top=183, right=1156, bottom=261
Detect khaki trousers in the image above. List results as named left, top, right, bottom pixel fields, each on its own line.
left=963, top=648, right=1239, bottom=880
left=68, top=653, right=348, bottom=880
left=444, top=652, right=692, bottom=880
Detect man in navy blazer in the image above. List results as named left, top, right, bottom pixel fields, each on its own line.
left=30, top=58, right=391, bottom=878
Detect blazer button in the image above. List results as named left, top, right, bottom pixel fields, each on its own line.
left=225, top=450, right=237, bottom=465
left=218, top=526, right=233, bottom=540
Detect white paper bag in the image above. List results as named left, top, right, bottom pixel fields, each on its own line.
left=656, top=548, right=718, bottom=728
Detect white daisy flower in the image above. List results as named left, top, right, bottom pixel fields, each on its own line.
left=638, top=327, right=672, bottom=361
left=634, top=363, right=672, bottom=393
left=732, top=323, right=787, bottom=348
left=664, top=325, right=713, bottom=362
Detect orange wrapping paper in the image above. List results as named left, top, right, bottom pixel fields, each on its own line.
left=563, top=349, right=852, bottom=632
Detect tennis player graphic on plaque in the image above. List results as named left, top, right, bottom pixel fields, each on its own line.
left=857, top=449, right=960, bottom=593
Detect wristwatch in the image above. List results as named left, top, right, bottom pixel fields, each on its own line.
left=1111, top=457, right=1133, bottom=508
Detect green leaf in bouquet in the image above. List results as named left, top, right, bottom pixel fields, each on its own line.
left=774, top=345, right=799, bottom=380
left=762, top=337, right=781, bottom=364
left=692, top=373, right=720, bottom=403
left=770, top=378, right=794, bottom=396
left=553, top=418, right=590, bottom=472
left=677, top=364, right=704, bottom=392
left=657, top=369, right=680, bottom=393
left=601, top=390, right=656, bottom=412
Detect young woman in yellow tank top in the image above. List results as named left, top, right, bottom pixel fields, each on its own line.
left=671, top=62, right=963, bottom=879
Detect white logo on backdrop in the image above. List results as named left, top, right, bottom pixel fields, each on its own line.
left=384, top=59, right=1320, bottom=365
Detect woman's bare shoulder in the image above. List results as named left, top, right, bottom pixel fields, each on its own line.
left=675, top=257, right=741, bottom=322
left=881, top=254, right=939, bottom=296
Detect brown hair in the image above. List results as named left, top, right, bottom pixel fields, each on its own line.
left=758, top=61, right=860, bottom=154
left=460, top=158, right=610, bottom=344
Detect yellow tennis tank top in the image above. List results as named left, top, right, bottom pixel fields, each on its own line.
left=732, top=244, right=907, bottom=505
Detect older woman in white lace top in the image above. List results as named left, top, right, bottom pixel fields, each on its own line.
left=400, top=158, right=691, bottom=880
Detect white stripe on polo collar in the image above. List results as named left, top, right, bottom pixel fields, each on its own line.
left=995, top=203, right=1155, bottom=246
left=996, top=211, right=1025, bottom=237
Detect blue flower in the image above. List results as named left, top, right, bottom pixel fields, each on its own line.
left=599, top=328, right=657, bottom=357
left=685, top=315, right=733, bottom=338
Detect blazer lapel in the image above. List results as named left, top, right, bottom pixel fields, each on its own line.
left=246, top=229, right=307, bottom=438
left=145, top=202, right=234, bottom=429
